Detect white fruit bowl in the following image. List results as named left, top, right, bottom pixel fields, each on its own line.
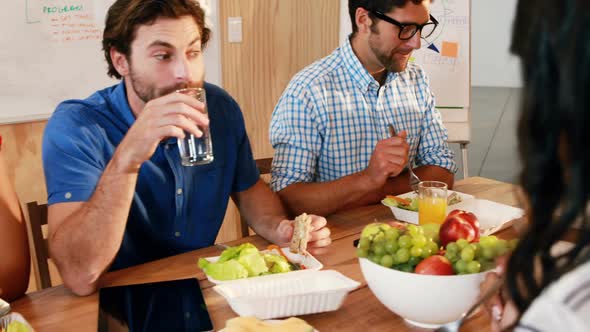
left=359, top=257, right=491, bottom=328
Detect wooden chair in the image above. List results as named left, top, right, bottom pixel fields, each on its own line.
left=26, top=201, right=51, bottom=289
left=240, top=158, right=273, bottom=237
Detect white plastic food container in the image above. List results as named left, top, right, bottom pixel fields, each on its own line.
left=382, top=190, right=474, bottom=224
left=203, top=247, right=323, bottom=284
left=213, top=270, right=360, bottom=320
left=0, top=312, right=34, bottom=332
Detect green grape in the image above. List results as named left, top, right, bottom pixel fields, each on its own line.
left=446, top=242, right=459, bottom=254
left=408, top=256, right=421, bottom=267
left=359, top=237, right=371, bottom=250
left=456, top=239, right=470, bottom=250
left=368, top=254, right=380, bottom=264
left=380, top=255, right=394, bottom=268
left=373, top=242, right=386, bottom=256
left=445, top=250, right=457, bottom=262
left=461, top=247, right=475, bottom=262
left=426, top=241, right=440, bottom=255
left=454, top=259, right=468, bottom=274
left=479, top=235, right=498, bottom=249
left=398, top=263, right=414, bottom=273
left=466, top=261, right=481, bottom=274
left=411, top=234, right=427, bottom=248
left=422, top=246, right=434, bottom=258
left=480, top=260, right=496, bottom=272
left=421, top=223, right=441, bottom=243
left=481, top=247, right=495, bottom=260
left=357, top=247, right=369, bottom=258
left=471, top=243, right=482, bottom=259
left=373, top=232, right=386, bottom=243
left=396, top=248, right=410, bottom=263
left=385, top=228, right=400, bottom=242
left=407, top=224, right=423, bottom=237
left=410, top=246, right=423, bottom=257
left=495, top=239, right=509, bottom=256
left=508, top=238, right=519, bottom=250
left=398, top=235, right=412, bottom=248
left=385, top=240, right=399, bottom=254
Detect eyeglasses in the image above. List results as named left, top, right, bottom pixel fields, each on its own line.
left=370, top=10, right=439, bottom=40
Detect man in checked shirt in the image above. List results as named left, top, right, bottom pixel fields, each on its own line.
left=270, top=0, right=457, bottom=216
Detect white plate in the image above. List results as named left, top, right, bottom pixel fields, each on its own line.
left=213, top=269, right=360, bottom=320
left=382, top=191, right=524, bottom=235
left=446, top=198, right=524, bottom=235
left=382, top=190, right=474, bottom=225
left=0, top=297, right=9, bottom=317
left=202, top=247, right=323, bottom=284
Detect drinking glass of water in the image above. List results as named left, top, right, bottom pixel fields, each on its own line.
left=176, top=87, right=214, bottom=166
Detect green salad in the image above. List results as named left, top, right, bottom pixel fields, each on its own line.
left=198, top=243, right=297, bottom=281
left=382, top=192, right=463, bottom=212
left=382, top=195, right=419, bottom=211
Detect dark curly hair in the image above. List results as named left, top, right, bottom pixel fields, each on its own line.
left=102, top=0, right=211, bottom=79
left=348, top=0, right=429, bottom=36
left=507, top=0, right=590, bottom=319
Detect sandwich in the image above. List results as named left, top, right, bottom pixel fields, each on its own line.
left=223, top=316, right=314, bottom=332
left=289, top=213, right=312, bottom=255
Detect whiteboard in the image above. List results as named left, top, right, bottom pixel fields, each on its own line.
left=339, top=0, right=471, bottom=141
left=0, top=0, right=221, bottom=124
left=412, top=0, right=470, bottom=108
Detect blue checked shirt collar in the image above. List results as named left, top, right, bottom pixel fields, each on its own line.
left=340, top=37, right=398, bottom=93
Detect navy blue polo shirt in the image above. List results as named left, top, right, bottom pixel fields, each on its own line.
left=42, top=81, right=259, bottom=271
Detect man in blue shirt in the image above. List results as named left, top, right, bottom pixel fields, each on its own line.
left=270, top=0, right=457, bottom=216
left=42, top=0, right=331, bottom=296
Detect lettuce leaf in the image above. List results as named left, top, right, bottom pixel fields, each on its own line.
left=263, top=253, right=292, bottom=273
left=200, top=259, right=248, bottom=280
left=238, top=252, right=269, bottom=277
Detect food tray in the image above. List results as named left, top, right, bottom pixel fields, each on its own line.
left=213, top=270, right=360, bottom=320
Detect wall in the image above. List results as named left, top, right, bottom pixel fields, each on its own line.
left=201, top=0, right=223, bottom=87
left=217, top=0, right=340, bottom=238
left=471, top=0, right=522, bottom=87
left=220, top=0, right=339, bottom=159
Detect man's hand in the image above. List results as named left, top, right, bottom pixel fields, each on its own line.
left=362, top=130, right=409, bottom=189
left=115, top=92, right=209, bottom=172
left=275, top=215, right=332, bottom=255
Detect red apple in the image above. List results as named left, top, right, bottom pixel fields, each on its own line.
left=439, top=211, right=480, bottom=246
left=447, top=209, right=480, bottom=233
left=415, top=255, right=454, bottom=275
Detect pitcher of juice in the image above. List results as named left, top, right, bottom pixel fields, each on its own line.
left=418, top=181, right=448, bottom=225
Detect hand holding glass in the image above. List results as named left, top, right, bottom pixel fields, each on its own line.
left=176, top=88, right=214, bottom=166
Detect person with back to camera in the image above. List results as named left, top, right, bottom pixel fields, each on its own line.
left=479, top=0, right=590, bottom=331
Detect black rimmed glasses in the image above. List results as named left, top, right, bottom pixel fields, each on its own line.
left=370, top=10, right=439, bottom=40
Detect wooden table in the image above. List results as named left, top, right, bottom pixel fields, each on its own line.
left=10, top=177, right=526, bottom=331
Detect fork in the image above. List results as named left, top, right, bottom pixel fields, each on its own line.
left=388, top=124, right=420, bottom=193
left=435, top=277, right=504, bottom=332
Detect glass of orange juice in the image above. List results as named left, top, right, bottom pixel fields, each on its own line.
left=418, top=181, right=448, bottom=225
